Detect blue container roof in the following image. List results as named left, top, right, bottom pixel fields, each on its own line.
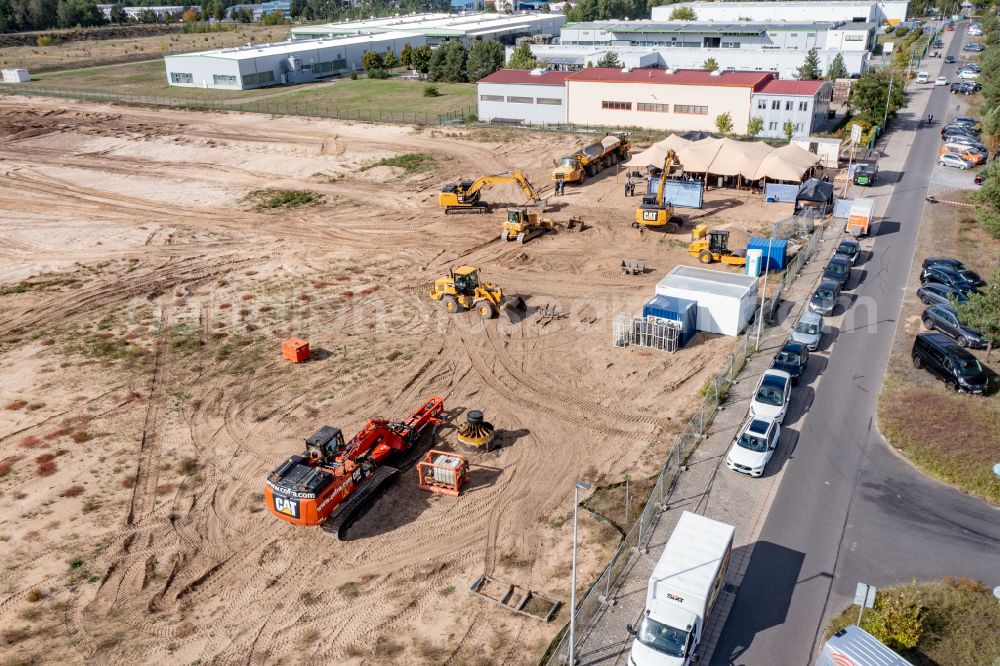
left=746, top=237, right=789, bottom=254
left=644, top=294, right=697, bottom=313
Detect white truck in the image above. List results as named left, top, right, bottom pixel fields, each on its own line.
left=627, top=512, right=735, bottom=666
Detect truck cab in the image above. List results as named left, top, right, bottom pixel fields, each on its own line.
left=629, top=600, right=700, bottom=665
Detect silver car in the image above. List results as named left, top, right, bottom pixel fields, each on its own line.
left=938, top=154, right=973, bottom=170
left=791, top=311, right=823, bottom=351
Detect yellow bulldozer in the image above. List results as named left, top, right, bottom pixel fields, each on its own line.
left=500, top=208, right=555, bottom=244
left=634, top=149, right=684, bottom=232
left=429, top=266, right=505, bottom=319
left=439, top=171, right=546, bottom=215
left=687, top=224, right=747, bottom=266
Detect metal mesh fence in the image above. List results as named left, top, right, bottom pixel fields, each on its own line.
left=545, top=220, right=826, bottom=666
left=613, top=314, right=681, bottom=352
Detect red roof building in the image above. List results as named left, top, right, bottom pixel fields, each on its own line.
left=756, top=79, right=829, bottom=96
left=477, top=69, right=576, bottom=86
left=567, top=68, right=774, bottom=90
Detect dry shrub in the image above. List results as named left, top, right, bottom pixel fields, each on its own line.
left=40, top=339, right=55, bottom=346
left=25, top=588, right=44, bottom=603
left=241, top=293, right=254, bottom=301
left=121, top=473, right=136, bottom=488
left=298, top=293, right=311, bottom=301
left=238, top=308, right=251, bottom=317
left=70, top=431, right=91, bottom=444
left=219, top=303, right=232, bottom=310
left=44, top=428, right=70, bottom=441
left=123, top=332, right=139, bottom=341
left=26, top=403, right=44, bottom=412
left=0, top=456, right=24, bottom=477
left=60, top=485, right=85, bottom=498
left=4, top=400, right=27, bottom=410
left=312, top=282, right=329, bottom=289
left=335, top=275, right=350, bottom=281
left=35, top=454, right=56, bottom=464
left=342, top=290, right=355, bottom=298
left=358, top=286, right=380, bottom=296
left=37, top=461, right=57, bottom=477
left=174, top=298, right=186, bottom=306
left=19, top=436, right=43, bottom=449
left=23, top=531, right=41, bottom=542
left=156, top=483, right=174, bottom=495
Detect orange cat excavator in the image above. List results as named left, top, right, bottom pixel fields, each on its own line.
left=264, top=396, right=444, bottom=538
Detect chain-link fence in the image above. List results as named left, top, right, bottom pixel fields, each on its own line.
left=544, top=220, right=827, bottom=666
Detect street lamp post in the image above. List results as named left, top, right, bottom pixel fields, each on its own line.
left=569, top=480, right=591, bottom=666
left=755, top=236, right=774, bottom=349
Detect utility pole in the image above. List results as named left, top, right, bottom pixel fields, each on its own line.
left=882, top=74, right=894, bottom=130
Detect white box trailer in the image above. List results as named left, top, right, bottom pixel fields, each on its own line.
left=628, top=511, right=735, bottom=666
left=817, top=625, right=913, bottom=665
left=655, top=266, right=758, bottom=336
left=2, top=68, right=30, bottom=83
left=847, top=198, right=876, bottom=237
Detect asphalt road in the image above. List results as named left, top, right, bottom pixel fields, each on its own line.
left=712, top=24, right=1000, bottom=666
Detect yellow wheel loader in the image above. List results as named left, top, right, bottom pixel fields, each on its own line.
left=429, top=266, right=505, bottom=319
left=500, top=208, right=555, bottom=244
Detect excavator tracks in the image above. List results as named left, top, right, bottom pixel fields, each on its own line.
left=320, top=465, right=400, bottom=539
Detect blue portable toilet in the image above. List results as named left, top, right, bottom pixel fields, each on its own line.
left=746, top=237, right=789, bottom=272
left=642, top=295, right=697, bottom=348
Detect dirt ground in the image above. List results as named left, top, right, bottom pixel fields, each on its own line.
left=0, top=97, right=794, bottom=665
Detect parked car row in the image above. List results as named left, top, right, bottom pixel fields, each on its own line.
left=913, top=256, right=991, bottom=393
left=726, top=238, right=864, bottom=478
left=938, top=115, right=985, bottom=169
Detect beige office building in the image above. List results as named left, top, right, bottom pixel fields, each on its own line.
left=565, top=69, right=773, bottom=133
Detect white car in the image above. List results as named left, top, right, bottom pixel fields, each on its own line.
left=916, top=71, right=930, bottom=83
left=938, top=153, right=973, bottom=170
left=749, top=369, right=792, bottom=423
left=958, top=70, right=979, bottom=80
left=935, top=76, right=948, bottom=86
left=726, top=417, right=781, bottom=477
left=791, top=312, right=823, bottom=351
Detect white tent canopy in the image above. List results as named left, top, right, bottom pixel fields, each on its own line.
left=753, top=143, right=822, bottom=182
left=633, top=136, right=821, bottom=183
left=700, top=138, right=774, bottom=179
left=675, top=137, right=725, bottom=173
left=631, top=134, right=692, bottom=169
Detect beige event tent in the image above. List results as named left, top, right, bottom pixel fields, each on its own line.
left=753, top=143, right=822, bottom=182
left=674, top=137, right=725, bottom=173
left=701, top=138, right=774, bottom=179
left=630, top=134, right=692, bottom=169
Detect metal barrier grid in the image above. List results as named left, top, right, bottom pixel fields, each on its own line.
left=545, top=220, right=826, bottom=666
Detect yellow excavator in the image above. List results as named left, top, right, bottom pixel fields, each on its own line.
left=634, top=149, right=684, bottom=232
left=500, top=207, right=555, bottom=244
left=428, top=266, right=505, bottom=318
left=687, top=224, right=747, bottom=266
left=439, top=171, right=546, bottom=215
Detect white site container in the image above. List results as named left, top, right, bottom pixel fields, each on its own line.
left=655, top=265, right=758, bottom=336
left=2, top=69, right=30, bottom=83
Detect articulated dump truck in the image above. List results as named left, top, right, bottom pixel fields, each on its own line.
left=552, top=132, right=632, bottom=185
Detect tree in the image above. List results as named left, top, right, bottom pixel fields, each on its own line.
left=783, top=120, right=795, bottom=141
left=467, top=39, right=505, bottom=81
left=827, top=52, right=848, bottom=80
left=259, top=12, right=286, bottom=25
left=57, top=0, right=104, bottom=27
left=410, top=44, right=433, bottom=74
left=862, top=586, right=924, bottom=652
left=797, top=47, right=820, bottom=80
left=507, top=41, right=542, bottom=70
left=958, top=265, right=1000, bottom=343
left=181, top=8, right=197, bottom=22
left=669, top=6, right=696, bottom=19
left=715, top=112, right=733, bottom=136
left=702, top=57, right=718, bottom=71
left=597, top=51, right=621, bottom=68
left=361, top=49, right=383, bottom=73
left=746, top=116, right=764, bottom=138
left=400, top=42, right=414, bottom=69
left=383, top=48, right=399, bottom=69
left=848, top=69, right=906, bottom=122
left=429, top=39, right=468, bottom=83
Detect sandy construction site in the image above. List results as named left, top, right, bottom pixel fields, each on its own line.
left=0, top=97, right=793, bottom=665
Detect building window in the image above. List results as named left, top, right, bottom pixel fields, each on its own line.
left=789, top=33, right=798, bottom=37
left=637, top=102, right=669, bottom=112
left=807, top=32, right=816, bottom=37
left=757, top=99, right=767, bottom=109
left=768, top=122, right=778, bottom=130
left=213, top=74, right=237, bottom=86
left=845, top=35, right=863, bottom=41
left=722, top=41, right=741, bottom=48
left=601, top=100, right=632, bottom=110
left=674, top=104, right=708, bottom=115
left=170, top=72, right=193, bottom=84
left=480, top=94, right=504, bottom=102
left=771, top=100, right=780, bottom=110
left=507, top=96, right=533, bottom=104
left=799, top=101, right=808, bottom=111
left=536, top=97, right=563, bottom=105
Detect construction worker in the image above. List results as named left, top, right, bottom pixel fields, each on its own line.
left=625, top=175, right=633, bottom=197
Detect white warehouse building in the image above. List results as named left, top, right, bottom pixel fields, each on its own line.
left=477, top=69, right=573, bottom=124
left=163, top=33, right=425, bottom=89
left=652, top=0, right=909, bottom=25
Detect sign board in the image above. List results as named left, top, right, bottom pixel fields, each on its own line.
left=850, top=123, right=863, bottom=145
left=644, top=177, right=705, bottom=209
left=854, top=583, right=877, bottom=608
left=764, top=183, right=799, bottom=203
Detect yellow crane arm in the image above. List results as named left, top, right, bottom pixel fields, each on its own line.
left=655, top=149, right=679, bottom=205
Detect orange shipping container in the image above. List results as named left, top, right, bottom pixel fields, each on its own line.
left=281, top=338, right=310, bottom=363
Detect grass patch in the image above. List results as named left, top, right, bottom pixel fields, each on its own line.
left=824, top=578, right=1000, bottom=665
left=360, top=152, right=436, bottom=175
left=246, top=188, right=324, bottom=210
left=337, top=581, right=362, bottom=599
left=582, top=474, right=657, bottom=533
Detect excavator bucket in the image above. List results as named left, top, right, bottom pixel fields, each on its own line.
left=501, top=295, right=528, bottom=324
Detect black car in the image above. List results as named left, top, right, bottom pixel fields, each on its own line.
left=955, top=116, right=981, bottom=124
left=943, top=124, right=978, bottom=137
left=917, top=282, right=970, bottom=306
left=945, top=55, right=956, bottom=63
left=921, top=257, right=985, bottom=287
left=951, top=81, right=976, bottom=95
left=963, top=42, right=985, bottom=52
left=835, top=239, right=861, bottom=265
left=919, top=265, right=980, bottom=294
left=823, top=254, right=852, bottom=289
left=933, top=39, right=945, bottom=48
left=853, top=164, right=878, bottom=186
left=771, top=340, right=810, bottom=385
left=922, top=304, right=988, bottom=348
left=912, top=333, right=989, bottom=393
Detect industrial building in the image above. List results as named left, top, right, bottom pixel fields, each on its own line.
left=651, top=0, right=909, bottom=25
left=556, top=20, right=874, bottom=77
left=750, top=79, right=833, bottom=139
left=290, top=12, right=566, bottom=46
left=504, top=44, right=662, bottom=71
left=96, top=4, right=195, bottom=20
left=163, top=33, right=425, bottom=89
left=477, top=69, right=573, bottom=124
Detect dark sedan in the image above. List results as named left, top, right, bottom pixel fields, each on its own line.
left=770, top=341, right=810, bottom=385
left=919, top=265, right=980, bottom=294
left=823, top=255, right=852, bottom=289
left=835, top=239, right=861, bottom=265
left=809, top=279, right=841, bottom=316
left=922, top=304, right=989, bottom=348
left=945, top=55, right=956, bottom=63
left=921, top=257, right=985, bottom=287
left=917, top=282, right=970, bottom=307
